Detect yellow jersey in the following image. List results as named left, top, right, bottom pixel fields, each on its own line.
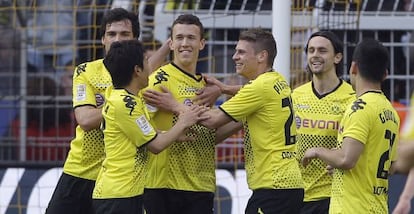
left=220, top=71, right=304, bottom=190
left=63, top=59, right=111, bottom=180
left=330, top=91, right=399, bottom=213
left=145, top=63, right=216, bottom=192
left=93, top=86, right=156, bottom=198
left=292, top=80, right=355, bottom=201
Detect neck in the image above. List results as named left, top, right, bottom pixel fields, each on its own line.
left=173, top=61, right=197, bottom=75
left=355, top=80, right=382, bottom=97
left=312, top=71, right=341, bottom=95
left=249, top=66, right=272, bottom=80
left=124, top=82, right=141, bottom=96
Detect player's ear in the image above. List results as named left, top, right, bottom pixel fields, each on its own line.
left=134, top=65, right=142, bottom=73
left=199, top=38, right=206, bottom=51
left=256, top=50, right=267, bottom=63
left=382, top=69, right=388, bottom=81
left=349, top=61, right=358, bottom=76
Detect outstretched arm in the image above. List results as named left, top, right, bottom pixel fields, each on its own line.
left=393, top=168, right=414, bottom=214
left=143, top=85, right=186, bottom=114
left=194, top=75, right=242, bottom=106
left=147, top=38, right=171, bottom=72
left=147, top=105, right=208, bottom=154
left=393, top=142, right=414, bottom=174
left=302, top=137, right=364, bottom=170
left=215, top=121, right=243, bottom=144
left=199, top=108, right=233, bottom=130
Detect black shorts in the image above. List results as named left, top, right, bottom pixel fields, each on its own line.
left=93, top=195, right=144, bottom=214
left=301, top=198, right=330, bottom=214
left=45, top=173, right=95, bottom=214
left=143, top=188, right=214, bottom=214
left=245, top=188, right=304, bottom=214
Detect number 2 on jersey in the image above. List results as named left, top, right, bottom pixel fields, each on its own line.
left=282, top=97, right=295, bottom=146
left=376, top=129, right=396, bottom=179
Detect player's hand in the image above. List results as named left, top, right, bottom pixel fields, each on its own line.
left=176, top=127, right=199, bottom=142
left=194, top=76, right=222, bottom=106
left=143, top=86, right=180, bottom=113
left=301, top=148, right=318, bottom=167
left=326, top=165, right=334, bottom=176
left=392, top=197, right=411, bottom=214
left=204, top=75, right=225, bottom=88
left=177, top=104, right=209, bottom=128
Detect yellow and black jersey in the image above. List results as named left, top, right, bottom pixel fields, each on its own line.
left=330, top=91, right=399, bottom=214
left=292, top=80, right=355, bottom=201
left=63, top=59, right=111, bottom=180
left=144, top=63, right=216, bottom=192
left=220, top=71, right=303, bottom=190
left=93, top=86, right=156, bottom=199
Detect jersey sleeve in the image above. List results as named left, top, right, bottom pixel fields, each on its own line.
left=220, top=80, right=263, bottom=121
left=115, top=96, right=157, bottom=147
left=341, top=100, right=371, bottom=146
left=144, top=69, right=173, bottom=118
left=72, top=63, right=98, bottom=108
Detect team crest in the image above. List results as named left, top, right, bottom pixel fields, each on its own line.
left=331, top=103, right=342, bottom=115
left=295, top=116, right=302, bottom=129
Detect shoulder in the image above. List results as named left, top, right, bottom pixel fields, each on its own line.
left=294, top=81, right=312, bottom=90
left=292, top=81, right=312, bottom=95
left=338, top=80, right=355, bottom=93
left=74, top=59, right=105, bottom=77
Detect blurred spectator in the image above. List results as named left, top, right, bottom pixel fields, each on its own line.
left=26, top=0, right=76, bottom=75
left=11, top=76, right=74, bottom=161
left=76, top=0, right=112, bottom=62
left=60, top=59, right=79, bottom=96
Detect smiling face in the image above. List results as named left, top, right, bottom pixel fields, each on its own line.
left=170, top=23, right=205, bottom=71
left=101, top=19, right=135, bottom=54
left=306, top=36, right=342, bottom=76
left=232, top=40, right=259, bottom=80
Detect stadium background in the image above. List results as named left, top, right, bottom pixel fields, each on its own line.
left=0, top=0, right=413, bottom=213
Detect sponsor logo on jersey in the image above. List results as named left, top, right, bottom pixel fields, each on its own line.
left=183, top=98, right=193, bottom=106
left=95, top=94, right=105, bottom=107
left=350, top=98, right=366, bottom=115
left=295, top=104, right=310, bottom=109
left=184, top=87, right=200, bottom=93
left=154, top=70, right=169, bottom=85
left=96, top=83, right=111, bottom=88
left=295, top=116, right=339, bottom=130
left=75, top=63, right=86, bottom=77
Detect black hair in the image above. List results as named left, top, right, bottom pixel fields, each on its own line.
left=305, top=31, right=344, bottom=76
left=100, top=8, right=140, bottom=39
left=352, top=38, right=389, bottom=83
left=103, top=40, right=145, bottom=88
left=171, top=14, right=204, bottom=39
